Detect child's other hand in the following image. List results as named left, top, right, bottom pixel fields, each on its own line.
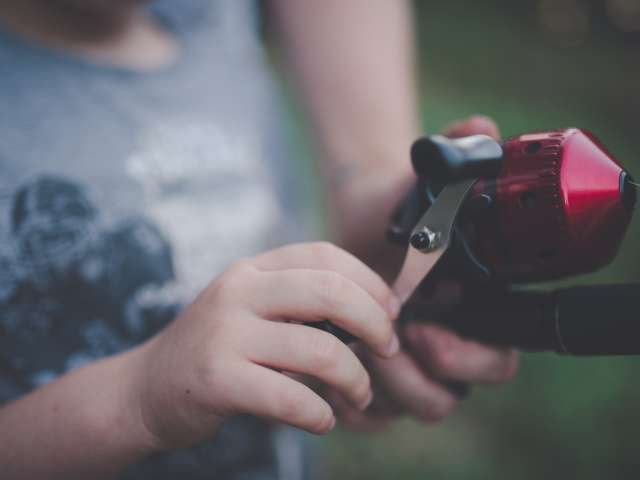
left=132, top=242, right=400, bottom=450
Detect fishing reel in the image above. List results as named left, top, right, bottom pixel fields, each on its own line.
left=320, top=128, right=639, bottom=356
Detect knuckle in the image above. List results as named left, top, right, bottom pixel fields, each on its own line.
left=212, top=261, right=258, bottom=302
left=308, top=241, right=343, bottom=264
left=313, top=271, right=347, bottom=312
left=308, top=331, right=342, bottom=371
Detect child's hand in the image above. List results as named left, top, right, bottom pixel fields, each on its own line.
left=132, top=242, right=400, bottom=450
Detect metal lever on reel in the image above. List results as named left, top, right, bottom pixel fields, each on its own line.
left=311, top=135, right=505, bottom=345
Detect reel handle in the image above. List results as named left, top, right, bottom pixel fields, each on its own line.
left=411, top=134, right=503, bottom=183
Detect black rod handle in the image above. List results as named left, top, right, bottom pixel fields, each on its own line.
left=311, top=284, right=640, bottom=356
left=438, top=284, right=640, bottom=356
left=555, top=283, right=640, bottom=355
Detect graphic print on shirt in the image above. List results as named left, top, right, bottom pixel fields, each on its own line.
left=125, top=119, right=287, bottom=303
left=0, top=176, right=178, bottom=390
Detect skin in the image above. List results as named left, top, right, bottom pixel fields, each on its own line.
left=1, top=243, right=400, bottom=479
left=0, top=0, right=178, bottom=70
left=0, top=1, right=519, bottom=477
left=269, top=0, right=518, bottom=430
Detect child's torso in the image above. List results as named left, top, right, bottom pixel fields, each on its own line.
left=0, top=1, right=306, bottom=478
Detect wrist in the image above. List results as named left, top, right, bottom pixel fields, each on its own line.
left=324, top=138, right=416, bottom=191
left=124, top=332, right=225, bottom=452
left=328, top=163, right=414, bottom=251
left=90, top=343, right=166, bottom=458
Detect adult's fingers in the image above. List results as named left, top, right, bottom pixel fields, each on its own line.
left=246, top=268, right=399, bottom=357
left=245, top=320, right=372, bottom=410
left=404, top=323, right=519, bottom=384
left=442, top=115, right=501, bottom=140
left=364, top=349, right=457, bottom=423
left=325, top=388, right=395, bottom=433
left=250, top=242, right=400, bottom=318
left=231, top=363, right=335, bottom=435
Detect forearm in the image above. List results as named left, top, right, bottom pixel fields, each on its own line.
left=0, top=346, right=158, bottom=480
left=271, top=0, right=421, bottom=260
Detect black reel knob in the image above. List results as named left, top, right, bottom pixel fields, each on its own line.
left=411, top=134, right=504, bottom=183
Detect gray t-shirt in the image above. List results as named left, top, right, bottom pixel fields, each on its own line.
left=0, top=1, right=309, bottom=478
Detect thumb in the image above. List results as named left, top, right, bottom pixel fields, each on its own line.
left=442, top=115, right=501, bottom=140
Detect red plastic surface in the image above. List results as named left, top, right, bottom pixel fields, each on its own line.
left=469, top=129, right=632, bottom=281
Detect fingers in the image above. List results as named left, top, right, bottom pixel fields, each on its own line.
left=232, top=363, right=336, bottom=435
left=251, top=242, right=399, bottom=318
left=245, top=320, right=373, bottom=410
left=246, top=268, right=399, bottom=357
left=325, top=388, right=395, bottom=433
left=442, top=115, right=501, bottom=140
left=363, top=348, right=457, bottom=423
left=404, top=323, right=519, bottom=384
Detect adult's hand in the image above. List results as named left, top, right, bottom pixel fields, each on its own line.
left=326, top=116, right=519, bottom=431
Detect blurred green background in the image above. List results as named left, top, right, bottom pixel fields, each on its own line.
left=275, top=0, right=640, bottom=479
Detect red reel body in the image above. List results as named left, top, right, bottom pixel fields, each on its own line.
left=469, top=128, right=635, bottom=281
left=320, top=127, right=639, bottom=354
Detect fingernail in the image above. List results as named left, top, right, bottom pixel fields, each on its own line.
left=385, top=333, right=400, bottom=357
left=359, top=390, right=374, bottom=411
left=387, top=295, right=401, bottom=319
